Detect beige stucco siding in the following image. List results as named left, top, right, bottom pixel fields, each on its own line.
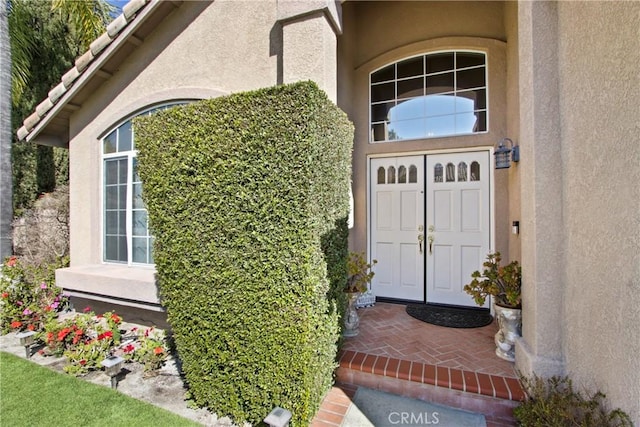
left=61, top=0, right=340, bottom=306
left=558, top=1, right=640, bottom=421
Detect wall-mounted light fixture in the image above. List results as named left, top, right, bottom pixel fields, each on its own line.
left=494, top=138, right=520, bottom=169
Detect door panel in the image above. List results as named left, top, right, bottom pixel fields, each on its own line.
left=369, top=151, right=490, bottom=306
left=370, top=156, right=425, bottom=301
left=425, top=152, right=490, bottom=307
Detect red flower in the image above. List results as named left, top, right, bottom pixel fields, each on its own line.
left=44, top=305, right=52, bottom=312
left=82, top=306, right=91, bottom=313
left=6, top=256, right=17, bottom=267
left=96, top=314, right=103, bottom=319
left=10, top=321, right=22, bottom=329
left=75, top=329, right=84, bottom=336
left=72, top=335, right=81, bottom=345
left=123, top=344, right=135, bottom=353
left=27, top=324, right=35, bottom=331
left=97, top=331, right=113, bottom=341
left=110, top=314, right=121, bottom=324
left=57, top=327, right=71, bottom=341
left=79, top=360, right=86, bottom=366
left=46, top=332, right=54, bottom=342
left=1, top=292, right=8, bottom=298
left=153, top=346, right=164, bottom=355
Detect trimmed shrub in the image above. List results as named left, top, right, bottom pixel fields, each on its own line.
left=134, top=81, right=353, bottom=425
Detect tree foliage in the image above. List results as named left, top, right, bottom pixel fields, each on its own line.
left=8, top=0, right=112, bottom=213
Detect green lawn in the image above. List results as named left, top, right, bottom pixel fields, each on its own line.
left=0, top=351, right=201, bottom=427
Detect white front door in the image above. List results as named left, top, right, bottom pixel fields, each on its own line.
left=425, top=152, right=491, bottom=307
left=370, top=156, right=425, bottom=301
left=369, top=151, right=491, bottom=306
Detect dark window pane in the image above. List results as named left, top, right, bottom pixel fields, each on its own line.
left=105, top=160, right=118, bottom=185
left=118, top=121, right=132, bottom=152
left=118, top=159, right=128, bottom=184
left=105, top=236, right=118, bottom=261
left=456, top=52, right=485, bottom=69
left=398, top=166, right=407, bottom=183
left=118, top=185, right=127, bottom=208
left=409, top=165, right=417, bottom=183
left=458, top=89, right=486, bottom=111
left=371, top=82, right=395, bottom=103
left=388, top=166, right=396, bottom=184
left=457, top=67, right=486, bottom=90
left=397, top=56, right=423, bottom=79
left=104, top=130, right=117, bottom=154
left=426, top=72, right=454, bottom=95
left=434, top=163, right=443, bottom=183
left=470, top=161, right=480, bottom=181
left=377, top=167, right=386, bottom=184
left=372, top=102, right=394, bottom=122
left=372, top=64, right=395, bottom=83
left=118, top=236, right=128, bottom=261
left=458, top=162, right=468, bottom=182
left=474, top=111, right=487, bottom=132
left=446, top=163, right=455, bottom=182
left=105, top=187, right=118, bottom=209
left=397, top=77, right=423, bottom=99
left=427, top=53, right=454, bottom=74
left=105, top=211, right=119, bottom=234
left=372, top=123, right=386, bottom=141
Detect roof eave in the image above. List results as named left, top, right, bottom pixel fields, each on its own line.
left=19, top=0, right=177, bottom=146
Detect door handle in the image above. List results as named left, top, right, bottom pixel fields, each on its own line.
left=427, top=225, right=435, bottom=255
left=418, top=233, right=424, bottom=254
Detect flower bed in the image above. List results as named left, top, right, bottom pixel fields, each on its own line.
left=1, top=256, right=168, bottom=376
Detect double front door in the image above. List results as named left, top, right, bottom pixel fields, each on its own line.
left=370, top=151, right=491, bottom=307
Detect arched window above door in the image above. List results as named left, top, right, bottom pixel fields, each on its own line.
left=370, top=51, right=487, bottom=142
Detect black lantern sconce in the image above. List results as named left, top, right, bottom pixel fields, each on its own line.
left=494, top=138, right=520, bottom=169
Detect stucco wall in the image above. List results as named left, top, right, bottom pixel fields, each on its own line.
left=557, top=1, right=640, bottom=422
left=61, top=0, right=340, bottom=306
left=339, top=1, right=512, bottom=262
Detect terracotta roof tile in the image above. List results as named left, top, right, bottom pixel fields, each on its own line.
left=17, top=0, right=152, bottom=142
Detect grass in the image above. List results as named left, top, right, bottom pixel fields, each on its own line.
left=0, top=351, right=201, bottom=427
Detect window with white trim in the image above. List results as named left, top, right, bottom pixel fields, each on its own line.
left=102, top=103, right=185, bottom=265
left=370, top=51, right=487, bottom=142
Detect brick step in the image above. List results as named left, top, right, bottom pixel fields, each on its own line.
left=336, top=350, right=524, bottom=426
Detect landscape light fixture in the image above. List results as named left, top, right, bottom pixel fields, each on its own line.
left=264, top=406, right=292, bottom=427
left=101, top=355, right=125, bottom=389
left=494, top=137, right=520, bottom=169
left=16, top=330, right=36, bottom=358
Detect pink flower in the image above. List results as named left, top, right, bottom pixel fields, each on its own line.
left=40, top=283, right=47, bottom=289
left=83, top=306, right=91, bottom=313
left=22, top=308, right=33, bottom=316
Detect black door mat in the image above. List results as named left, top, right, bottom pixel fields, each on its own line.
left=406, top=303, right=493, bottom=328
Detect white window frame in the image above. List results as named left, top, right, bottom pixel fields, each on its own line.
left=101, top=102, right=188, bottom=266
left=369, top=50, right=489, bottom=143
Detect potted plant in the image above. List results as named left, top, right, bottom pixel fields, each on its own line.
left=463, top=252, right=522, bottom=361
left=343, top=252, right=376, bottom=337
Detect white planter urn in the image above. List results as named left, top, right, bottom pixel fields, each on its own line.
left=493, top=303, right=522, bottom=362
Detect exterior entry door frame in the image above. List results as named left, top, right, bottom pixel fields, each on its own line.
left=367, top=148, right=496, bottom=305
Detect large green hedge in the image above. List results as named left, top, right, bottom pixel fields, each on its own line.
left=134, top=81, right=353, bottom=426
